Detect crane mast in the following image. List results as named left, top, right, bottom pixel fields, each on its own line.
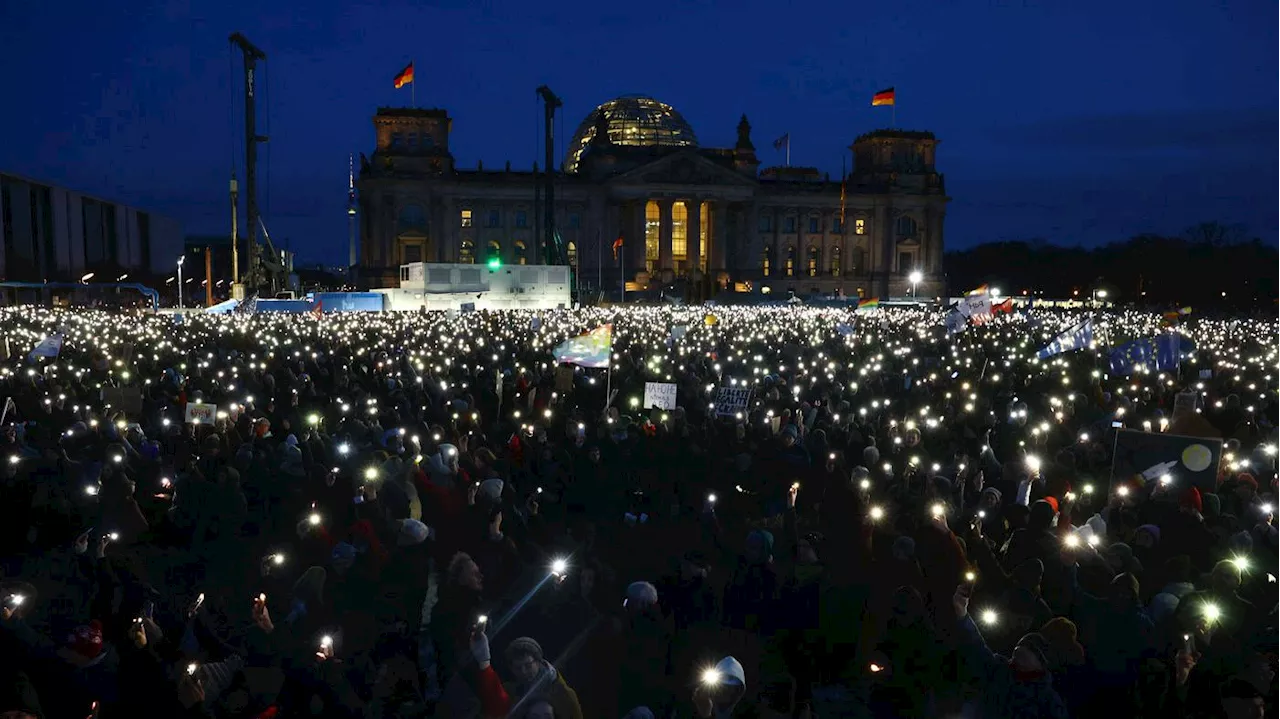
left=229, top=32, right=284, bottom=296
left=535, top=85, right=563, bottom=267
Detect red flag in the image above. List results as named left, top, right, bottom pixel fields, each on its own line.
left=393, top=62, right=414, bottom=89
left=612, top=234, right=624, bottom=260
left=311, top=300, right=323, bottom=317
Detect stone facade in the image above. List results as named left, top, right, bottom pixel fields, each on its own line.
left=356, top=98, right=948, bottom=298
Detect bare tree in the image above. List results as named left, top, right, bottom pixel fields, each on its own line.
left=1184, top=221, right=1247, bottom=246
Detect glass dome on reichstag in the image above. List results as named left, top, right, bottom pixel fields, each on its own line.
left=563, top=95, right=698, bottom=174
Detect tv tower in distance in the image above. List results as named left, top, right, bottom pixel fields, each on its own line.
left=347, top=153, right=357, bottom=285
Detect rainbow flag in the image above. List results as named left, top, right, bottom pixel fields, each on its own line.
left=856, top=298, right=880, bottom=313
left=553, top=324, right=613, bottom=368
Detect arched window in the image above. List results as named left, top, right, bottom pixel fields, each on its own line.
left=830, top=246, right=841, bottom=277
left=460, top=239, right=475, bottom=264
left=785, top=246, right=796, bottom=277
left=567, top=241, right=578, bottom=268
left=487, top=240, right=502, bottom=263
left=514, top=240, right=528, bottom=265
left=671, top=202, right=688, bottom=261
left=397, top=204, right=427, bottom=235
left=807, top=246, right=820, bottom=277
left=895, top=215, right=917, bottom=237
left=761, top=246, right=772, bottom=277
left=645, top=200, right=660, bottom=272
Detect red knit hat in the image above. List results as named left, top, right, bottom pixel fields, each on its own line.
left=65, top=620, right=104, bottom=660
left=1179, top=485, right=1203, bottom=514
left=1043, top=496, right=1060, bottom=514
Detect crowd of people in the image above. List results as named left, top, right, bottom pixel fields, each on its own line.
left=0, top=303, right=1274, bottom=718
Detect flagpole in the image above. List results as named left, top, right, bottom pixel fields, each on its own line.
left=604, top=365, right=612, bottom=411
left=620, top=238, right=625, bottom=304
left=892, top=98, right=896, bottom=129
left=786, top=136, right=791, bottom=167
left=597, top=229, right=602, bottom=299
left=411, top=60, right=415, bottom=107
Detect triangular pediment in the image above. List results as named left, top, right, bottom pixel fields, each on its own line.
left=607, top=150, right=757, bottom=188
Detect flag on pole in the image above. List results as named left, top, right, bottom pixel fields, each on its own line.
left=553, top=324, right=613, bottom=368
left=772, top=133, right=789, bottom=150
left=872, top=88, right=896, bottom=106
left=612, top=234, right=624, bottom=260
left=393, top=62, right=414, bottom=89
left=27, top=334, right=63, bottom=361
left=311, top=300, right=324, bottom=317
left=1036, top=318, right=1094, bottom=360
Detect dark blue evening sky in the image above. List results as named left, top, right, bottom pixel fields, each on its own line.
left=2, top=0, right=1275, bottom=265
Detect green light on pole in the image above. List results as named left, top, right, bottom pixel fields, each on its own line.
left=487, top=257, right=502, bottom=270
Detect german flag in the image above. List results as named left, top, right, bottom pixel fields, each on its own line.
left=872, top=87, right=895, bottom=106
left=393, top=62, right=414, bottom=89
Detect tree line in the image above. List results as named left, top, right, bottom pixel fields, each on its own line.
left=943, top=222, right=1278, bottom=310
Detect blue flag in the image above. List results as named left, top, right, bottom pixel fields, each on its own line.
left=1108, top=333, right=1195, bottom=375
left=27, top=334, right=63, bottom=361
left=1036, top=318, right=1093, bottom=360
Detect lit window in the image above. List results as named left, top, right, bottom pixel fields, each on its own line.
left=761, top=247, right=771, bottom=277
left=855, top=219, right=866, bottom=235
left=830, top=246, right=841, bottom=277
left=487, top=240, right=501, bottom=263
left=460, top=240, right=475, bottom=264
left=784, top=217, right=796, bottom=234
left=645, top=200, right=660, bottom=272
left=515, top=240, right=527, bottom=265
left=807, top=246, right=819, bottom=277
left=672, top=201, right=688, bottom=260
left=461, top=209, right=472, bottom=227
left=785, top=246, right=796, bottom=276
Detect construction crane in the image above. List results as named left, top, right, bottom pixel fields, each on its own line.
left=535, top=85, right=564, bottom=267
left=229, top=32, right=288, bottom=297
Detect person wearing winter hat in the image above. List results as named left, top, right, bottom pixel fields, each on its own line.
left=625, top=581, right=659, bottom=610
left=397, top=518, right=431, bottom=546
left=951, top=586, right=1068, bottom=719
left=468, top=633, right=583, bottom=719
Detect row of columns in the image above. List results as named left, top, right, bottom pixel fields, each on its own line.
left=624, top=197, right=725, bottom=279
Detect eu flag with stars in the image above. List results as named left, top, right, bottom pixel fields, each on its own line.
left=1036, top=318, right=1093, bottom=360
left=1108, top=333, right=1195, bottom=375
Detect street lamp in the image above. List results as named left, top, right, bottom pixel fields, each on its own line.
left=1094, top=288, right=1107, bottom=306
left=80, top=272, right=95, bottom=284
left=176, top=256, right=186, bottom=309
left=116, top=273, right=128, bottom=282
left=908, top=270, right=923, bottom=297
